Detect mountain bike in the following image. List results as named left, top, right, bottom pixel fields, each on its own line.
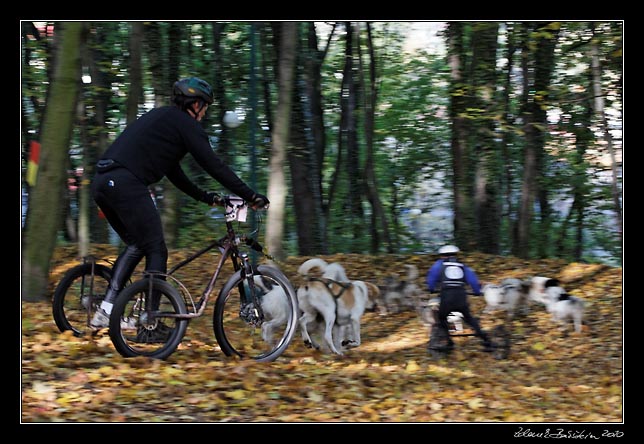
left=107, top=195, right=299, bottom=362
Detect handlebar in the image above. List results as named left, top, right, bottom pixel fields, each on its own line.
left=212, top=194, right=269, bottom=211
left=428, top=290, right=481, bottom=297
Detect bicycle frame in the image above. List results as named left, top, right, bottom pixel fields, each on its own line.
left=141, top=212, right=260, bottom=322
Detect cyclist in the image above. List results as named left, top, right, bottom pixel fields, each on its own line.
left=90, top=77, right=269, bottom=337
left=425, top=245, right=492, bottom=353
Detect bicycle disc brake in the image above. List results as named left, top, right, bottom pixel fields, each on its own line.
left=239, top=302, right=262, bottom=326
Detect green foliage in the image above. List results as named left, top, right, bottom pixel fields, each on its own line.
left=20, top=21, right=622, bottom=265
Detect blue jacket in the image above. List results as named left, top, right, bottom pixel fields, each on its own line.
left=426, top=257, right=481, bottom=295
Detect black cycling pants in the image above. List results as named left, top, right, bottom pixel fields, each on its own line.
left=438, top=287, right=488, bottom=343
left=91, top=167, right=168, bottom=300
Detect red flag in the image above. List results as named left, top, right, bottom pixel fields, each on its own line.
left=26, top=141, right=40, bottom=187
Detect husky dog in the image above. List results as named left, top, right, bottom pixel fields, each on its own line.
left=379, top=264, right=422, bottom=314
left=296, top=258, right=378, bottom=355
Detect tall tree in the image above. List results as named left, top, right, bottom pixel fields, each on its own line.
left=286, top=25, right=319, bottom=255
left=304, top=21, right=335, bottom=253
left=22, top=22, right=84, bottom=301
left=447, top=22, right=476, bottom=250
left=514, top=22, right=560, bottom=258
left=126, top=21, right=144, bottom=124
left=590, top=23, right=622, bottom=244
left=145, top=22, right=169, bottom=107
left=265, top=22, right=298, bottom=261
left=499, top=22, right=518, bottom=252
left=160, top=22, right=183, bottom=248
left=470, top=22, right=501, bottom=254
left=360, top=22, right=392, bottom=253
left=85, top=22, right=118, bottom=245
left=212, top=22, right=233, bottom=165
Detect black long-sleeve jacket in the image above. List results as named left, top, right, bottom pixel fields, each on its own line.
left=100, top=106, right=255, bottom=202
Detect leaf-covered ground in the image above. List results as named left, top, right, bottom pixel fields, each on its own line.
left=21, top=246, right=623, bottom=424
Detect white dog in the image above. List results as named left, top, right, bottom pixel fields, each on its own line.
left=296, top=258, right=377, bottom=355
left=525, top=276, right=561, bottom=305
left=252, top=275, right=291, bottom=346
left=543, top=285, right=585, bottom=333
left=482, top=278, right=528, bottom=317
left=297, top=257, right=349, bottom=282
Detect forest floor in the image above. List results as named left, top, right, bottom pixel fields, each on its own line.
left=21, top=246, right=623, bottom=428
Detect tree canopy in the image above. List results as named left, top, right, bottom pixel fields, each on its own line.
left=21, top=21, right=622, bottom=299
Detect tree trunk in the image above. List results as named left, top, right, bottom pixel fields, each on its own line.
left=500, top=23, right=517, bottom=251
left=362, top=22, right=392, bottom=254
left=590, top=26, right=622, bottom=243
left=266, top=22, right=297, bottom=261
left=286, top=27, right=318, bottom=255
left=447, top=22, right=475, bottom=250
left=212, top=22, right=232, bottom=164
left=86, top=23, right=112, bottom=245
left=515, top=22, right=559, bottom=259
left=471, top=22, right=501, bottom=254
left=161, top=22, right=183, bottom=248
left=22, top=22, right=84, bottom=302
left=305, top=22, right=334, bottom=254
left=126, top=21, right=144, bottom=124
left=76, top=97, right=90, bottom=257
left=144, top=22, right=169, bottom=107
left=344, top=23, right=363, bottom=243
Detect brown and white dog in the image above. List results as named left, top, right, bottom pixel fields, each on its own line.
left=296, top=258, right=377, bottom=355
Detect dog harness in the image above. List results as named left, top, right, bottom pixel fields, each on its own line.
left=308, top=277, right=352, bottom=299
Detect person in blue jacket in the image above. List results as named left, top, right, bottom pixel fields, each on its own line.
left=426, top=245, right=492, bottom=352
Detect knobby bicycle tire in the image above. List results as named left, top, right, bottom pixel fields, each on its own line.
left=52, top=263, right=112, bottom=337
left=109, top=277, right=189, bottom=360
left=213, top=265, right=298, bottom=362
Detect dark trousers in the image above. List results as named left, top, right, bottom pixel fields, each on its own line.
left=438, top=287, right=489, bottom=345
left=91, top=167, right=167, bottom=303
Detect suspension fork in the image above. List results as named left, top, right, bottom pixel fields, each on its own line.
left=239, top=252, right=255, bottom=306
left=239, top=252, right=265, bottom=324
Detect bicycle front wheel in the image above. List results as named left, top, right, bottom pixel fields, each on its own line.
left=214, top=265, right=298, bottom=362
left=52, top=263, right=112, bottom=337
left=109, top=277, right=189, bottom=360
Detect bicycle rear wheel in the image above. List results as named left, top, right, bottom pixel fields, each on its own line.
left=52, top=262, right=112, bottom=337
left=109, top=277, right=189, bottom=360
left=427, top=323, right=453, bottom=359
left=213, top=265, right=298, bottom=362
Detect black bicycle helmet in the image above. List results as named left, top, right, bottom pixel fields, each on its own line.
left=172, top=77, right=214, bottom=105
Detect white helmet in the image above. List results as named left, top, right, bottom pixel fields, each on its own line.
left=438, top=245, right=459, bottom=255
